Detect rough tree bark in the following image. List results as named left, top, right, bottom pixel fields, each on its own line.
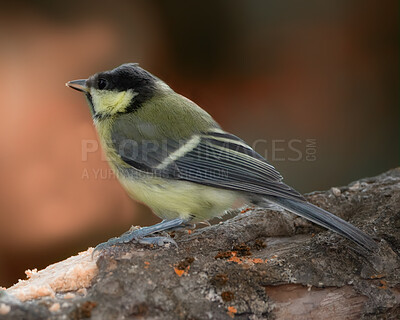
left=1, top=169, right=399, bottom=319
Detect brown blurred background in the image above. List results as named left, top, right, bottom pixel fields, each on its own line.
left=0, top=0, right=398, bottom=287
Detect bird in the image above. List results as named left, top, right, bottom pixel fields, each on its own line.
left=66, top=63, right=377, bottom=252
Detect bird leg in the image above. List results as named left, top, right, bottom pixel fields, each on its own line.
left=93, top=218, right=185, bottom=254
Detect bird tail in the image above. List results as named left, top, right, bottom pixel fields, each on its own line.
left=266, top=197, right=377, bottom=251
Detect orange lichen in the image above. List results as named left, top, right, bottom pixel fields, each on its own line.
left=144, top=261, right=150, bottom=269
left=227, top=256, right=242, bottom=264
left=240, top=207, right=252, bottom=213
left=225, top=251, right=268, bottom=266
left=227, top=306, right=237, bottom=318
left=217, top=244, right=267, bottom=263
left=173, top=257, right=194, bottom=277
left=378, top=280, right=388, bottom=290
left=174, top=268, right=185, bottom=277
left=252, top=258, right=264, bottom=264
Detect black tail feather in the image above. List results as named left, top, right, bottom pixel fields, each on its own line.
left=267, top=197, right=378, bottom=251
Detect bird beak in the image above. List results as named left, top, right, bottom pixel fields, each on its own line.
left=66, top=79, right=89, bottom=93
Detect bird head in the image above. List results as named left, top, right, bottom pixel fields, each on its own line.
left=66, top=63, right=167, bottom=120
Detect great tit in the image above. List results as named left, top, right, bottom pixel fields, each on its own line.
left=66, top=63, right=377, bottom=251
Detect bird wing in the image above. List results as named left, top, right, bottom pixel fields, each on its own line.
left=111, top=123, right=305, bottom=201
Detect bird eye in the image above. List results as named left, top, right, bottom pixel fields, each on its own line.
left=97, top=78, right=107, bottom=90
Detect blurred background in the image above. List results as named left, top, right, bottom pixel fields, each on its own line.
left=0, top=0, right=398, bottom=286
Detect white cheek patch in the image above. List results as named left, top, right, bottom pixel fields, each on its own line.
left=90, top=89, right=138, bottom=115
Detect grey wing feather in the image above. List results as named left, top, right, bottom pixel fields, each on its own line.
left=112, top=126, right=305, bottom=201
left=168, top=145, right=303, bottom=200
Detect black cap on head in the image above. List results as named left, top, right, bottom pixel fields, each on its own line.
left=87, top=63, right=158, bottom=111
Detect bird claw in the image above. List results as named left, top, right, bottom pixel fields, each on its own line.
left=91, top=218, right=185, bottom=258
left=92, top=233, right=177, bottom=258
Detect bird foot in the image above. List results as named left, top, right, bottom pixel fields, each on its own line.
left=92, top=218, right=184, bottom=257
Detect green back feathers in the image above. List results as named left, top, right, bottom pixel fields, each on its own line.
left=112, top=91, right=219, bottom=141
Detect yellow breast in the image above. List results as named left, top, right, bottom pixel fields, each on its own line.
left=118, top=175, right=242, bottom=221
